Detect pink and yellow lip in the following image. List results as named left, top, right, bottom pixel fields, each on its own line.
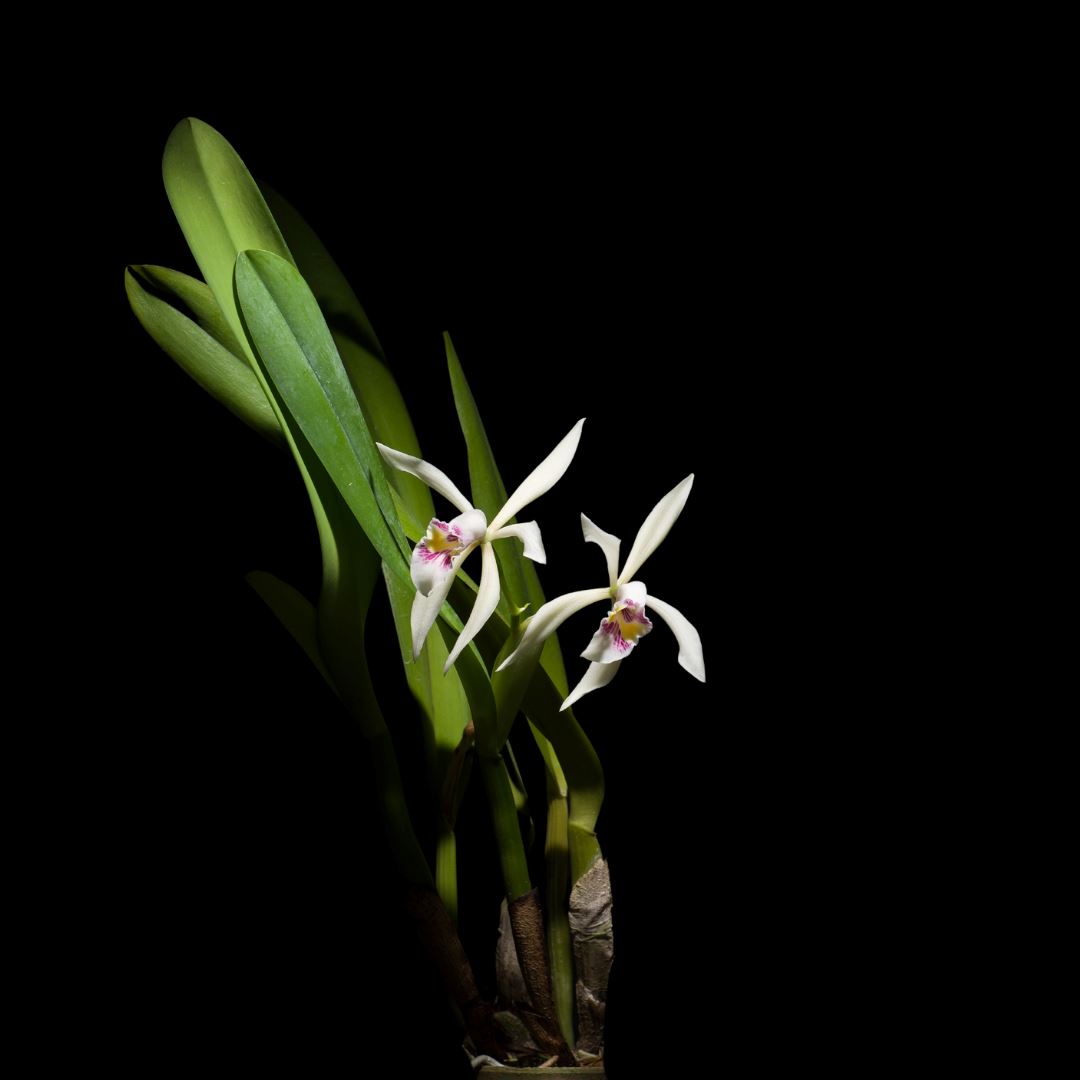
left=602, top=600, right=653, bottom=652
left=583, top=597, right=654, bottom=662
left=416, top=520, right=463, bottom=568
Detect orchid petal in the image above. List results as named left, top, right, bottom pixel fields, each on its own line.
left=616, top=580, right=648, bottom=606
left=443, top=541, right=501, bottom=673
left=489, top=419, right=585, bottom=532
left=450, top=508, right=488, bottom=545
left=377, top=443, right=474, bottom=515
left=561, top=660, right=623, bottom=711
left=617, top=474, right=694, bottom=585
left=409, top=551, right=467, bottom=659
left=581, top=514, right=620, bottom=591
left=489, top=521, right=546, bottom=563
left=645, top=594, right=706, bottom=682
left=497, top=587, right=612, bottom=671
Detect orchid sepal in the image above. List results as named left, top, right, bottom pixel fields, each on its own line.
left=617, top=474, right=694, bottom=586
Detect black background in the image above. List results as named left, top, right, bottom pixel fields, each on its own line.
left=74, top=90, right=900, bottom=1074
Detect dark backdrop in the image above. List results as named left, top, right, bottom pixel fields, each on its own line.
left=82, top=96, right=875, bottom=1075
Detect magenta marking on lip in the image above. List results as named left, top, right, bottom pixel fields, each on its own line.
left=600, top=618, right=633, bottom=652
left=416, top=543, right=456, bottom=569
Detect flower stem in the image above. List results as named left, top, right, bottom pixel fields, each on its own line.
left=479, top=751, right=532, bottom=900
left=435, top=822, right=458, bottom=926
left=544, top=775, right=575, bottom=1045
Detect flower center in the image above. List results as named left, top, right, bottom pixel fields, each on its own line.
left=417, top=519, right=468, bottom=569
left=600, top=599, right=654, bottom=653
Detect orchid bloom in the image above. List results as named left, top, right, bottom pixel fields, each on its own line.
left=377, top=419, right=584, bottom=672
left=497, top=475, right=705, bottom=710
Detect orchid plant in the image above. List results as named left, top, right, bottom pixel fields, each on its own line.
left=127, top=118, right=704, bottom=1075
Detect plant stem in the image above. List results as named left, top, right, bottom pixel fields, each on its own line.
left=524, top=680, right=604, bottom=884
left=544, top=777, right=574, bottom=1045
left=435, top=822, right=458, bottom=925
left=479, top=752, right=532, bottom=900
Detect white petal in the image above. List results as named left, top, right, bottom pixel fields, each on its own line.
left=617, top=475, right=694, bottom=585
left=443, top=542, right=501, bottom=673
left=560, top=660, right=623, bottom=711
left=496, top=587, right=612, bottom=671
left=489, top=521, right=546, bottom=563
left=646, top=594, right=705, bottom=682
left=410, top=555, right=464, bottom=659
left=581, top=514, right=620, bottom=591
left=377, top=443, right=474, bottom=515
left=451, top=508, right=488, bottom=546
left=489, top=419, right=585, bottom=532
left=616, top=580, right=648, bottom=605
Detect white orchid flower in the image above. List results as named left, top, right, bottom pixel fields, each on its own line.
left=377, top=419, right=585, bottom=672
left=497, top=475, right=705, bottom=710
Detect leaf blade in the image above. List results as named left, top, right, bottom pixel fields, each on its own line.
left=125, top=265, right=282, bottom=444
left=234, top=249, right=412, bottom=580
left=261, top=183, right=436, bottom=529
left=162, top=118, right=292, bottom=346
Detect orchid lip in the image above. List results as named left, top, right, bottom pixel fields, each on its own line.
left=581, top=593, right=653, bottom=664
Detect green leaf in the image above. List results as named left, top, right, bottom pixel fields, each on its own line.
left=245, top=571, right=334, bottom=687
left=129, top=263, right=246, bottom=356
left=157, top=120, right=431, bottom=890
left=262, top=184, right=435, bottom=530
left=126, top=265, right=282, bottom=444
left=444, top=332, right=570, bottom=694
left=162, top=118, right=292, bottom=348
left=260, top=184, right=386, bottom=361
left=523, top=680, right=603, bottom=883
left=159, top=118, right=385, bottom=720
left=445, top=332, right=529, bottom=613
left=234, top=249, right=412, bottom=580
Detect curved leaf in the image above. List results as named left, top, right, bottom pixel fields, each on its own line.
left=234, top=249, right=411, bottom=579
left=245, top=571, right=334, bottom=687
left=126, top=265, right=282, bottom=444
left=163, top=118, right=292, bottom=346
left=262, top=184, right=435, bottom=529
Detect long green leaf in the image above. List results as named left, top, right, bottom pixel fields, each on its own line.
left=160, top=118, right=381, bottom=719
left=129, top=263, right=246, bottom=356
left=446, top=332, right=527, bottom=618
left=445, top=333, right=570, bottom=681
left=159, top=119, right=434, bottom=896
left=260, top=184, right=386, bottom=361
left=160, top=116, right=339, bottom=587
left=384, top=564, right=472, bottom=919
left=245, top=571, right=334, bottom=687
left=234, top=249, right=412, bottom=579
left=163, top=118, right=292, bottom=348
left=262, top=185, right=436, bottom=530
left=126, top=265, right=282, bottom=444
